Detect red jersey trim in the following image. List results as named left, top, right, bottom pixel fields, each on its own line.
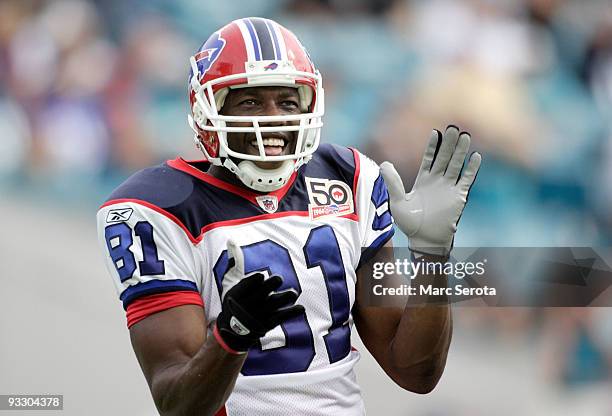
left=167, top=157, right=298, bottom=206
left=100, top=199, right=358, bottom=245
left=126, top=291, right=204, bottom=328
left=348, top=147, right=361, bottom=203
left=199, top=210, right=357, bottom=234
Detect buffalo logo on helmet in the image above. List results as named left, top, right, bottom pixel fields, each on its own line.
left=263, top=62, right=278, bottom=71
left=191, top=32, right=226, bottom=80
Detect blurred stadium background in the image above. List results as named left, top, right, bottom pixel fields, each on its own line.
left=1, top=0, right=612, bottom=414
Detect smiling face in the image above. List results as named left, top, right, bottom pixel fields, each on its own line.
left=219, top=86, right=301, bottom=170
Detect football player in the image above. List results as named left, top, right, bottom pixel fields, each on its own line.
left=97, top=17, right=481, bottom=416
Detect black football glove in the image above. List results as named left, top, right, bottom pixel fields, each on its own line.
left=215, top=241, right=304, bottom=352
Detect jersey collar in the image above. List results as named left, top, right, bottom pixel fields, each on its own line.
left=167, top=157, right=298, bottom=206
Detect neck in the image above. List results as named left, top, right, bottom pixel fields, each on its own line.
left=207, top=164, right=245, bottom=188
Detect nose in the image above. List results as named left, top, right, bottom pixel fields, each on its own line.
left=260, top=99, right=288, bottom=126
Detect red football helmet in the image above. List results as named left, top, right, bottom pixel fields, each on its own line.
left=187, top=17, right=324, bottom=192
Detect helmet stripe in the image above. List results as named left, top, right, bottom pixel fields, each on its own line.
left=249, top=18, right=276, bottom=61
left=270, top=22, right=287, bottom=61
left=264, top=19, right=281, bottom=60
left=242, top=18, right=261, bottom=60
left=235, top=19, right=256, bottom=61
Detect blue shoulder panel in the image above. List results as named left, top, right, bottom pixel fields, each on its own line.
left=105, top=162, right=262, bottom=238
left=306, top=143, right=356, bottom=185
left=106, top=164, right=196, bottom=209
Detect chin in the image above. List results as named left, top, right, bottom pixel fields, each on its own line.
left=254, top=161, right=285, bottom=170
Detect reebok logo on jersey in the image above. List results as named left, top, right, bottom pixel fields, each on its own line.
left=256, top=195, right=279, bottom=213
left=106, top=207, right=134, bottom=223
left=305, top=177, right=354, bottom=220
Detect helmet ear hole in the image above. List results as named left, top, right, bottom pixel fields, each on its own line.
left=199, top=131, right=220, bottom=159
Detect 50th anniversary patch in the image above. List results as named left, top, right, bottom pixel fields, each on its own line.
left=305, top=177, right=354, bottom=220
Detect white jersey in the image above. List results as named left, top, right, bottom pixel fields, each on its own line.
left=97, top=144, right=394, bottom=416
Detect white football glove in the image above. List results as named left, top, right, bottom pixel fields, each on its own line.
left=222, top=240, right=248, bottom=299
left=380, top=126, right=481, bottom=257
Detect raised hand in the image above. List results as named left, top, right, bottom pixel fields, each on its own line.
left=380, top=126, right=481, bottom=256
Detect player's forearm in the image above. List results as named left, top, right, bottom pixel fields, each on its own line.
left=151, top=335, right=246, bottom=416
left=388, top=256, right=453, bottom=392
left=388, top=304, right=452, bottom=391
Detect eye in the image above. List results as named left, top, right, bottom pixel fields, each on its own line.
left=239, top=98, right=258, bottom=106
left=281, top=99, right=300, bottom=109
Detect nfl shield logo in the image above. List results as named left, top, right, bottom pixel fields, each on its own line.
left=256, top=195, right=279, bottom=213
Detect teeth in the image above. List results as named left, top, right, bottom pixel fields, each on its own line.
left=251, top=138, right=285, bottom=147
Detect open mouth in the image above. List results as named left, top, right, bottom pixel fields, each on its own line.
left=250, top=137, right=287, bottom=156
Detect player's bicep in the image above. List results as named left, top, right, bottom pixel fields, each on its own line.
left=129, top=304, right=207, bottom=387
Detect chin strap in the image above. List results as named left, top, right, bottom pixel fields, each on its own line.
left=223, top=158, right=295, bottom=192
